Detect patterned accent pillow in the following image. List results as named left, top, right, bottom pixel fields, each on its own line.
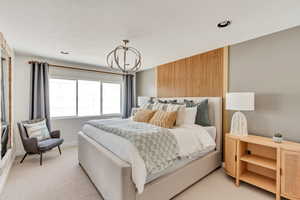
left=158, top=99, right=177, bottom=104
left=149, top=110, right=177, bottom=129
left=23, top=120, right=51, bottom=141
left=131, top=107, right=141, bottom=117
left=133, top=109, right=157, bottom=123
left=152, top=103, right=167, bottom=111
left=140, top=103, right=153, bottom=109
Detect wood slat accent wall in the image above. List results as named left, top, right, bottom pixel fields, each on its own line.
left=155, top=47, right=229, bottom=157
left=156, top=48, right=225, bottom=97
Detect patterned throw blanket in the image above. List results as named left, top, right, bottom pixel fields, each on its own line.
left=87, top=119, right=179, bottom=175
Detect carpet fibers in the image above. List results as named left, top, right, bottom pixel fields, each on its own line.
left=1, top=147, right=274, bottom=200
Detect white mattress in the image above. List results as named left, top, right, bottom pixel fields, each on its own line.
left=81, top=123, right=216, bottom=193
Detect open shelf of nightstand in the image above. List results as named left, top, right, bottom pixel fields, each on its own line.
left=240, top=154, right=276, bottom=171
left=240, top=171, right=276, bottom=193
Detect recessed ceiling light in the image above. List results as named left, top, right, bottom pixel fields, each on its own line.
left=60, top=51, right=70, bottom=55
left=217, top=19, right=231, bottom=28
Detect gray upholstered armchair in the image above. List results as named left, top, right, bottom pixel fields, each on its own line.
left=17, top=119, right=64, bottom=166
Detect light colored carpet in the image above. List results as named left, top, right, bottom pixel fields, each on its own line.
left=1, top=147, right=274, bottom=200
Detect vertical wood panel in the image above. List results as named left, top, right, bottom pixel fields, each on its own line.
left=155, top=47, right=229, bottom=157
left=156, top=48, right=224, bottom=97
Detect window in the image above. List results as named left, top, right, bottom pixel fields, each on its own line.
left=103, top=83, right=121, bottom=114
left=49, top=78, right=122, bottom=118
left=50, top=79, right=77, bottom=117
left=78, top=80, right=101, bottom=116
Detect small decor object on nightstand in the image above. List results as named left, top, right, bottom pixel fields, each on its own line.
left=226, top=92, right=255, bottom=136
left=273, top=133, right=283, bottom=143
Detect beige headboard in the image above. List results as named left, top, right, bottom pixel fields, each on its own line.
left=154, top=97, right=223, bottom=152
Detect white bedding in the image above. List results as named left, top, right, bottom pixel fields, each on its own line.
left=81, top=123, right=216, bottom=193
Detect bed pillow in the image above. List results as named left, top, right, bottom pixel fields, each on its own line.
left=133, top=109, right=157, bottom=123
left=166, top=104, right=186, bottom=126
left=184, top=99, right=211, bottom=126
left=158, top=99, right=178, bottom=104
left=23, top=120, right=51, bottom=141
left=151, top=102, right=167, bottom=111
left=182, top=107, right=197, bottom=124
left=149, top=110, right=177, bottom=128
left=140, top=103, right=153, bottom=110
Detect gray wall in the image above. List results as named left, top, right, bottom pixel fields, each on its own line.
left=229, top=26, right=300, bottom=142
left=136, top=26, right=300, bottom=142
left=136, top=68, right=156, bottom=97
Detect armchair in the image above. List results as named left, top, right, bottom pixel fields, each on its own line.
left=17, top=119, right=64, bottom=166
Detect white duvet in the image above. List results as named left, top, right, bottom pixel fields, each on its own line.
left=82, top=123, right=216, bottom=194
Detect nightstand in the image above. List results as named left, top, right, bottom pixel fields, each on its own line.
left=224, top=133, right=300, bottom=200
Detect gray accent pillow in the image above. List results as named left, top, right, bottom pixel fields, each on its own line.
left=184, top=99, right=211, bottom=126
left=23, top=120, right=51, bottom=141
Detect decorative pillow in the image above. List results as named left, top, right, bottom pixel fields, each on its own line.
left=194, top=99, right=210, bottom=126
left=158, top=99, right=178, bottom=104
left=152, top=103, right=167, bottom=111
left=133, top=109, right=157, bottom=123
left=140, top=103, right=153, bottom=110
left=165, top=104, right=186, bottom=126
left=176, top=107, right=198, bottom=125
left=184, top=99, right=195, bottom=107
left=23, top=120, right=51, bottom=141
left=131, top=107, right=140, bottom=117
left=184, top=99, right=210, bottom=126
left=149, top=110, right=177, bottom=128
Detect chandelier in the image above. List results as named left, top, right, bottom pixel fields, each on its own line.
left=106, top=40, right=142, bottom=74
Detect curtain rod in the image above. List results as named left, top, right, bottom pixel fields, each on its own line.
left=28, top=61, right=124, bottom=76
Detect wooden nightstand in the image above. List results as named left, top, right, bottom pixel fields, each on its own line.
left=224, top=134, right=300, bottom=200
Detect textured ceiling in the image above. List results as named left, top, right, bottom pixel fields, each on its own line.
left=1, top=0, right=300, bottom=70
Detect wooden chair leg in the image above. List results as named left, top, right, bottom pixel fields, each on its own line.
left=20, top=153, right=28, bottom=164
left=40, top=152, right=43, bottom=166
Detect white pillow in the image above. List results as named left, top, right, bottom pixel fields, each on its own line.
left=23, top=120, right=50, bottom=141
left=177, top=107, right=197, bottom=125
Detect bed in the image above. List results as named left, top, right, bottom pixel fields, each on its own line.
left=78, top=97, right=222, bottom=200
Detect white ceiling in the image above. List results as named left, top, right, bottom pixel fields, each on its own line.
left=1, top=0, right=300, bottom=70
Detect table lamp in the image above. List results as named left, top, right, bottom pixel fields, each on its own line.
left=226, top=92, right=255, bottom=136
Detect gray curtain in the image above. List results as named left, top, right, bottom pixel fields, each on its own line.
left=122, top=74, right=134, bottom=118
left=30, top=62, right=51, bottom=130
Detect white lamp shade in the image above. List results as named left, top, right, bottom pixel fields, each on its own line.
left=137, top=96, right=151, bottom=107
left=226, top=92, right=255, bottom=111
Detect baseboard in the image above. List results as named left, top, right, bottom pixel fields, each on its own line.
left=0, top=149, right=16, bottom=197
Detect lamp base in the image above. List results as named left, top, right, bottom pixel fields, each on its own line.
left=230, top=111, right=248, bottom=136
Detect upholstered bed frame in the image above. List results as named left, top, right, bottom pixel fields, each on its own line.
left=78, top=97, right=222, bottom=200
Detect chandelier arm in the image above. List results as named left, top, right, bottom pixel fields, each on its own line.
left=129, top=56, right=142, bottom=73
left=127, top=57, right=141, bottom=73
left=106, top=49, right=115, bottom=68
left=113, top=46, right=126, bottom=72
left=129, top=48, right=142, bottom=70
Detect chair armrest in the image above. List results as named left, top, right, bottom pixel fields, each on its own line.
left=50, top=130, right=60, bottom=138
left=23, top=137, right=39, bottom=153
